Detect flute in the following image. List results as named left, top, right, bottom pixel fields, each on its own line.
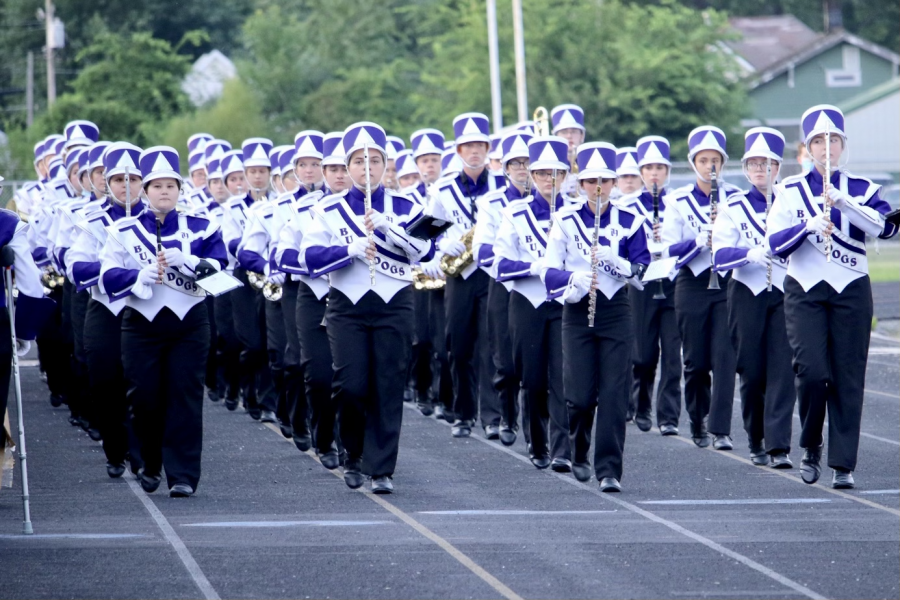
left=587, top=190, right=602, bottom=328
left=823, top=122, right=833, bottom=263
left=363, top=143, right=376, bottom=286
left=125, top=166, right=132, bottom=218
left=765, top=158, right=773, bottom=292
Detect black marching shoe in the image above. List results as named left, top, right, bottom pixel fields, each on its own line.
left=138, top=469, right=162, bottom=493
left=690, top=418, right=710, bottom=448
left=417, top=400, right=434, bottom=417
left=770, top=452, right=793, bottom=469
left=433, top=403, right=446, bottom=421
left=278, top=419, right=293, bottom=439
left=659, top=424, right=679, bottom=436
left=224, top=396, right=239, bottom=411
left=749, top=441, right=769, bottom=466
left=498, top=425, right=517, bottom=446
left=88, top=427, right=103, bottom=442
left=599, top=477, right=622, bottom=493
left=343, top=460, right=365, bottom=490
left=106, top=462, right=126, bottom=478
left=260, top=410, right=277, bottom=424
left=319, top=449, right=340, bottom=470
left=634, top=412, right=652, bottom=432
left=451, top=420, right=472, bottom=438
left=371, top=476, right=394, bottom=494
left=799, top=446, right=822, bottom=484
left=572, top=462, right=592, bottom=482
left=484, top=424, right=500, bottom=440
left=207, top=387, right=219, bottom=403
left=49, top=393, right=64, bottom=408
left=550, top=458, right=572, bottom=473
left=530, top=454, right=551, bottom=470
left=169, top=483, right=194, bottom=498
left=831, top=469, right=854, bottom=489
left=293, top=432, right=312, bottom=452
left=713, top=435, right=733, bottom=451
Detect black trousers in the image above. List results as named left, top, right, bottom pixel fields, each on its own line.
left=674, top=269, right=736, bottom=435
left=784, top=275, right=871, bottom=471
left=214, top=291, right=240, bottom=401
left=232, top=268, right=276, bottom=411
left=409, top=290, right=433, bottom=397
left=296, top=281, right=336, bottom=452
left=628, top=279, right=682, bottom=427
left=0, top=308, right=11, bottom=425
left=727, top=280, right=795, bottom=453
left=488, top=279, right=521, bottom=431
left=327, top=288, right=413, bottom=478
left=280, top=279, right=305, bottom=430
left=428, top=289, right=453, bottom=410
left=265, top=297, right=286, bottom=416
left=509, top=292, right=569, bottom=462
left=562, top=289, right=632, bottom=480
left=444, top=269, right=499, bottom=427
left=36, top=286, right=70, bottom=400
left=84, top=301, right=129, bottom=465
left=121, top=304, right=209, bottom=490
left=70, top=287, right=91, bottom=423
left=204, top=295, right=218, bottom=393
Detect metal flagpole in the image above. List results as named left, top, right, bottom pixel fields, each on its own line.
left=486, top=0, right=503, bottom=132
left=512, top=0, right=528, bottom=123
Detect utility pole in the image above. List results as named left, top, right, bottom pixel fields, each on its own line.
left=512, top=0, right=528, bottom=123
left=486, top=0, right=503, bottom=132
left=26, top=51, right=34, bottom=127
left=45, top=0, right=56, bottom=106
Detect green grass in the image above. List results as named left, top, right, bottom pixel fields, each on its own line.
left=868, top=240, right=900, bottom=283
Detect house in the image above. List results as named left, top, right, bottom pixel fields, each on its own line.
left=726, top=16, right=900, bottom=152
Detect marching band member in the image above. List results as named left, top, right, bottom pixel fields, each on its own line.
left=99, top=146, right=227, bottom=497
left=661, top=126, right=740, bottom=449
left=767, top=105, right=897, bottom=488
left=495, top=135, right=572, bottom=471
left=542, top=141, right=649, bottom=491
left=550, top=104, right=586, bottom=198
left=300, top=122, right=434, bottom=493
left=488, top=133, right=503, bottom=172
left=276, top=131, right=344, bottom=463
left=612, top=146, right=641, bottom=200
left=617, top=137, right=683, bottom=435
left=428, top=113, right=504, bottom=438
left=473, top=129, right=533, bottom=446
left=186, top=133, right=213, bottom=191
left=712, top=127, right=794, bottom=468
left=384, top=136, right=406, bottom=191
left=395, top=150, right=421, bottom=192
left=69, top=142, right=146, bottom=477
left=222, top=138, right=278, bottom=420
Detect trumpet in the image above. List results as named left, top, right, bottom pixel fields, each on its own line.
left=263, top=281, right=283, bottom=302
left=247, top=270, right=266, bottom=291
left=439, top=227, right=475, bottom=277
left=412, top=267, right=446, bottom=290
left=533, top=106, right=549, bottom=137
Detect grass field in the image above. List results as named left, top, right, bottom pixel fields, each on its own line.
left=869, top=239, right=900, bottom=283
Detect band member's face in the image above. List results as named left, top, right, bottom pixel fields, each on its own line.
left=744, top=158, right=780, bottom=189
left=617, top=174, right=641, bottom=194
left=324, top=164, right=349, bottom=192
left=580, top=177, right=616, bottom=202
left=294, top=156, right=323, bottom=187
left=36, top=160, right=48, bottom=179
left=145, top=178, right=180, bottom=213
left=68, top=167, right=82, bottom=193
left=42, top=155, right=56, bottom=174
left=107, top=174, right=143, bottom=205
left=808, top=133, right=844, bottom=170
left=399, top=173, right=421, bottom=189
left=640, top=163, right=669, bottom=188
left=191, top=169, right=207, bottom=189
left=489, top=158, right=502, bottom=171
left=225, top=172, right=246, bottom=195
left=80, top=171, right=91, bottom=192
left=245, top=166, right=270, bottom=191
left=557, top=128, right=584, bottom=150
left=271, top=173, right=284, bottom=194
left=693, top=150, right=723, bottom=181
left=281, top=171, right=299, bottom=193
left=457, top=142, right=489, bottom=169
left=531, top=168, right=568, bottom=198
left=347, top=149, right=385, bottom=187
left=90, top=167, right=107, bottom=195
left=208, top=177, right=228, bottom=201
left=415, top=154, right=441, bottom=184
left=384, top=159, right=398, bottom=189
left=505, top=158, right=530, bottom=187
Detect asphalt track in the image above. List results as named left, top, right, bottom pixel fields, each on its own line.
left=1, top=334, right=898, bottom=600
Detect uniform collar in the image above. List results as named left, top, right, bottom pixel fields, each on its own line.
left=578, top=200, right=612, bottom=228
left=457, top=169, right=489, bottom=198
left=346, top=185, right=386, bottom=214
left=530, top=190, right=565, bottom=221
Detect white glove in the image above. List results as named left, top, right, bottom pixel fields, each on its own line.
left=695, top=233, right=711, bottom=249
left=529, top=259, right=543, bottom=277
left=367, top=211, right=390, bottom=233
left=162, top=247, right=186, bottom=269
left=137, top=263, right=160, bottom=286
left=827, top=187, right=852, bottom=209
left=805, top=214, right=830, bottom=235
left=421, top=260, right=445, bottom=280
left=438, top=238, right=466, bottom=257
left=266, top=272, right=286, bottom=286
left=348, top=237, right=371, bottom=260
left=15, top=339, right=31, bottom=357
left=593, top=245, right=612, bottom=262
left=746, top=246, right=770, bottom=266
left=570, top=271, right=593, bottom=295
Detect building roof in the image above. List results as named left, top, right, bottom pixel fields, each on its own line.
left=748, top=30, right=900, bottom=89
left=727, top=15, right=822, bottom=73
left=839, top=77, right=900, bottom=113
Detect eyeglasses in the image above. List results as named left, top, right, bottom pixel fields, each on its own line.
left=506, top=160, right=528, bottom=169
left=532, top=170, right=563, bottom=180
left=745, top=160, right=778, bottom=172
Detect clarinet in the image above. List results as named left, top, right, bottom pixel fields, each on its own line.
left=651, top=183, right=666, bottom=300
left=363, top=143, right=376, bottom=286
left=587, top=192, right=602, bottom=328
left=765, top=158, right=773, bottom=292
left=707, top=165, right=720, bottom=290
